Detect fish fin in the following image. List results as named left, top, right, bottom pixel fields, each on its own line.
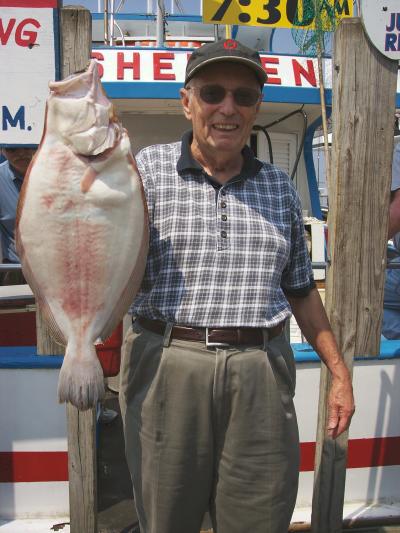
left=41, top=302, right=67, bottom=346
left=58, top=341, right=105, bottom=410
left=80, top=166, right=98, bottom=193
left=99, top=223, right=149, bottom=342
left=16, top=249, right=67, bottom=346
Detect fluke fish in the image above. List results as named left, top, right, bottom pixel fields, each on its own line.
left=16, top=60, right=148, bottom=410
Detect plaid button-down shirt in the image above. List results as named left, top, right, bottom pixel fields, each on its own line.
left=132, top=131, right=315, bottom=327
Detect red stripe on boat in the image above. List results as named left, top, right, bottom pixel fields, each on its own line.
left=300, top=437, right=400, bottom=472
left=1, top=438, right=400, bottom=482
left=0, top=1, right=58, bottom=7
left=0, top=451, right=68, bottom=482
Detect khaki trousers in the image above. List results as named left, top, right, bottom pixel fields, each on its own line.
left=119, top=320, right=299, bottom=533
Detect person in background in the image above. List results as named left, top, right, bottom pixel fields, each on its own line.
left=0, top=147, right=35, bottom=285
left=119, top=39, right=354, bottom=533
left=382, top=137, right=400, bottom=339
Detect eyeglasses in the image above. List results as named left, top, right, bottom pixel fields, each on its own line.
left=186, top=84, right=261, bottom=107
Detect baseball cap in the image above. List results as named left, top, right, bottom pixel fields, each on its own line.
left=185, top=39, right=267, bottom=88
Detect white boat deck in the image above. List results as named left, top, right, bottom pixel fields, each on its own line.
left=2, top=502, right=400, bottom=532
left=0, top=517, right=70, bottom=532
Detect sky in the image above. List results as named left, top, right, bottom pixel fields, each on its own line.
left=64, top=0, right=305, bottom=54
left=65, top=0, right=201, bottom=15
left=62, top=0, right=345, bottom=56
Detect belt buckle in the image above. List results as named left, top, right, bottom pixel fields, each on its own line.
left=205, top=328, right=230, bottom=349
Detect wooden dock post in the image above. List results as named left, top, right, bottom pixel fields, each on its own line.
left=59, top=7, right=97, bottom=533
left=311, top=18, right=398, bottom=533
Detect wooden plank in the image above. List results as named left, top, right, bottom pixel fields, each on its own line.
left=60, top=5, right=92, bottom=76
left=67, top=403, right=97, bottom=533
left=311, top=18, right=398, bottom=533
left=59, top=7, right=97, bottom=533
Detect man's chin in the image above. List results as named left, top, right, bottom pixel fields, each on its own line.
left=213, top=142, right=242, bottom=154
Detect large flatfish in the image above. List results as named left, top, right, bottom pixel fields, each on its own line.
left=16, top=60, right=148, bottom=410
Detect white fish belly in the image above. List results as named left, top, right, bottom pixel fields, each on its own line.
left=19, top=138, right=144, bottom=341
left=18, top=133, right=147, bottom=409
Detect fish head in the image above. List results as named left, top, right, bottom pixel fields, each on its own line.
left=47, top=60, right=120, bottom=156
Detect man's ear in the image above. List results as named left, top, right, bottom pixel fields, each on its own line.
left=180, top=87, right=192, bottom=120
left=255, top=93, right=262, bottom=113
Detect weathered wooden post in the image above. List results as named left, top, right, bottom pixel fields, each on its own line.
left=311, top=18, right=398, bottom=532
left=36, top=307, right=65, bottom=354
left=60, top=7, right=97, bottom=533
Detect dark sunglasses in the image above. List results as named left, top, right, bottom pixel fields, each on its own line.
left=187, top=84, right=261, bottom=107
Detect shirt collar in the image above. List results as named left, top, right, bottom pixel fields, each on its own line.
left=177, top=130, right=262, bottom=181
left=8, top=163, right=24, bottom=182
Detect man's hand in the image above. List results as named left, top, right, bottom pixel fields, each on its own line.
left=327, top=371, right=355, bottom=439
left=287, top=289, right=356, bottom=439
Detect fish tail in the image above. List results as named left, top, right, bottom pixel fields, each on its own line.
left=58, top=341, right=105, bottom=411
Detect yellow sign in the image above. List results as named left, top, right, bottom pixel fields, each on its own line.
left=203, top=0, right=353, bottom=30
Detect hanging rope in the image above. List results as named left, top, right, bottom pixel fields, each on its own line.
left=291, top=0, right=340, bottom=199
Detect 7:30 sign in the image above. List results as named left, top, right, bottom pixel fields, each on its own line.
left=202, top=0, right=352, bottom=29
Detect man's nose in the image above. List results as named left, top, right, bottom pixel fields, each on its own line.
left=219, top=91, right=236, bottom=113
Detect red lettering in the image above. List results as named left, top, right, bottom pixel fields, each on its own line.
left=292, top=59, right=317, bottom=87
left=153, top=52, right=175, bottom=80
left=0, top=18, right=16, bottom=45
left=15, top=18, right=40, bottom=47
left=117, top=52, right=140, bottom=80
left=261, top=57, right=281, bottom=85
left=91, top=52, right=104, bottom=77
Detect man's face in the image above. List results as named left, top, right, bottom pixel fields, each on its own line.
left=180, top=62, right=262, bottom=158
left=3, top=147, right=35, bottom=175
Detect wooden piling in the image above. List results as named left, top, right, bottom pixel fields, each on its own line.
left=59, top=7, right=97, bottom=533
left=311, top=18, right=398, bottom=533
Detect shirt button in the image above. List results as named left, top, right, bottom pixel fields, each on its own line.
left=221, top=231, right=227, bottom=238
left=221, top=190, right=226, bottom=196
left=221, top=215, right=227, bottom=221
left=221, top=202, right=227, bottom=208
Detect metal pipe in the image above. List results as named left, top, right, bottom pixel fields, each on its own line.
left=156, top=0, right=165, bottom=47
left=104, top=0, right=109, bottom=45
left=114, top=20, right=125, bottom=46
left=289, top=514, right=400, bottom=531
left=0, top=263, right=22, bottom=271
left=109, top=0, right=115, bottom=46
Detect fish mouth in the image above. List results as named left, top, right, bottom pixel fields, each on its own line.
left=49, top=60, right=111, bottom=114
left=49, top=60, right=98, bottom=96
left=48, top=60, right=121, bottom=157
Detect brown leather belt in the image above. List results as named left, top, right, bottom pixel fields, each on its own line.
left=137, top=317, right=284, bottom=347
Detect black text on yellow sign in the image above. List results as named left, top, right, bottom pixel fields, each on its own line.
left=202, top=0, right=353, bottom=29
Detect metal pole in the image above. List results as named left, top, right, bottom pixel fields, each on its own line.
left=156, top=0, right=165, bottom=47
left=147, top=0, right=153, bottom=14
left=104, top=0, right=109, bottom=45
left=109, top=0, right=114, bottom=46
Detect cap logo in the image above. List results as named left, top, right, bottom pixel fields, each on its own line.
left=224, top=39, right=237, bottom=49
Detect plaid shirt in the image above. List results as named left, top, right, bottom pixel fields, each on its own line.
left=132, top=131, right=315, bottom=327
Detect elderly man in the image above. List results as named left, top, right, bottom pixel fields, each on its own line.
left=119, top=39, right=354, bottom=533
left=0, top=146, right=35, bottom=284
